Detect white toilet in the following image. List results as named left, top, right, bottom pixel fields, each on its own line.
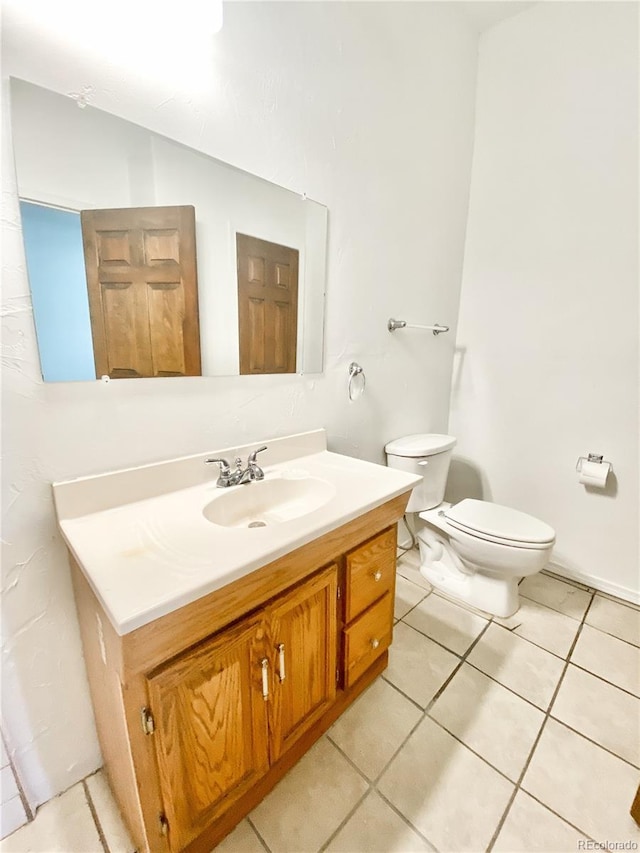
left=385, top=434, right=556, bottom=617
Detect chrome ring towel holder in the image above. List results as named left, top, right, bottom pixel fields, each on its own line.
left=388, top=318, right=450, bottom=335
left=348, top=362, right=365, bottom=401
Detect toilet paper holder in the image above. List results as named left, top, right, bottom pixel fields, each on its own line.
left=575, top=453, right=612, bottom=473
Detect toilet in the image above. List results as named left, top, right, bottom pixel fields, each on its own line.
left=385, top=434, right=555, bottom=617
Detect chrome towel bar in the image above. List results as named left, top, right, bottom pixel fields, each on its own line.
left=388, top=318, right=449, bottom=335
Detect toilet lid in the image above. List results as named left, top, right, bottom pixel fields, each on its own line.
left=444, top=499, right=555, bottom=545
left=384, top=434, right=457, bottom=458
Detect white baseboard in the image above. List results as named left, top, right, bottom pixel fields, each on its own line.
left=546, top=562, right=640, bottom=606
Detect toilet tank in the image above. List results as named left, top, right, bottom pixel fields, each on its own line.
left=385, top=434, right=457, bottom=512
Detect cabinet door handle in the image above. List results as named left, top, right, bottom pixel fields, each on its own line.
left=370, top=638, right=380, bottom=650
left=260, top=658, right=269, bottom=700
left=373, top=570, right=382, bottom=582
left=277, top=643, right=286, bottom=683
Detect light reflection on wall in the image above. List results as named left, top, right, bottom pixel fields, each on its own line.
left=2, top=0, right=223, bottom=90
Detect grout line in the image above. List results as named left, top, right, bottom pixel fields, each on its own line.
left=593, top=591, right=640, bottom=612
left=373, top=788, right=440, bottom=852
left=324, top=735, right=377, bottom=787
left=485, top=591, right=596, bottom=851
left=480, top=616, right=582, bottom=663
left=396, top=617, right=474, bottom=661
left=515, top=789, right=598, bottom=842
left=518, top=590, right=591, bottom=623
left=82, top=778, right=110, bottom=853
left=541, top=568, right=594, bottom=593
left=316, top=788, right=372, bottom=852
left=547, top=715, right=640, bottom=771
left=567, top=661, right=640, bottom=699
left=425, top=715, right=517, bottom=785
left=380, top=674, right=429, bottom=712
left=355, top=623, right=497, bottom=848
left=246, top=815, right=272, bottom=852
left=543, top=569, right=640, bottom=610
left=579, top=621, right=640, bottom=651
left=394, top=591, right=432, bottom=622
left=376, top=620, right=494, bottom=783
left=463, top=659, right=555, bottom=713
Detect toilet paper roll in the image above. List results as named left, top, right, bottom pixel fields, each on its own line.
left=578, top=460, right=610, bottom=488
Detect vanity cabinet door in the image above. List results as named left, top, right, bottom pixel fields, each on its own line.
left=146, top=613, right=269, bottom=852
left=267, top=564, right=337, bottom=762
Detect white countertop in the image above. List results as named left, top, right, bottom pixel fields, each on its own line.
left=53, top=431, right=420, bottom=635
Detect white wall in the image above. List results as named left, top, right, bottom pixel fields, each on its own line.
left=450, top=2, right=639, bottom=601
left=1, top=2, right=478, bottom=809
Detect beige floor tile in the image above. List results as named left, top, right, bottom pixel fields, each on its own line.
left=571, top=624, right=640, bottom=696
left=598, top=590, right=639, bottom=611
left=520, top=573, right=592, bottom=621
left=585, top=595, right=640, bottom=647
left=492, top=790, right=587, bottom=852
left=214, top=819, right=266, bottom=852
left=394, top=575, right=430, bottom=621
left=551, top=664, right=640, bottom=767
left=325, top=790, right=434, bottom=853
left=385, top=622, right=459, bottom=708
left=403, top=594, right=488, bottom=655
left=249, top=737, right=368, bottom=853
left=494, top=598, right=581, bottom=658
left=85, top=771, right=135, bottom=853
left=466, top=623, right=565, bottom=709
left=429, top=663, right=545, bottom=781
left=542, top=569, right=592, bottom=592
left=522, top=719, right=640, bottom=842
left=378, top=717, right=513, bottom=852
left=396, top=552, right=432, bottom=593
left=0, top=783, right=102, bottom=853
left=329, top=678, right=422, bottom=780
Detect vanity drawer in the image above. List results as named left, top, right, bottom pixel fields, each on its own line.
left=343, top=592, right=393, bottom=688
left=345, top=527, right=396, bottom=622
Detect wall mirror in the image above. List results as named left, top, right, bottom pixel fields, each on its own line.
left=10, top=78, right=327, bottom=381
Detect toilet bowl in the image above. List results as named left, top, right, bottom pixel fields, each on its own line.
left=385, top=434, right=555, bottom=617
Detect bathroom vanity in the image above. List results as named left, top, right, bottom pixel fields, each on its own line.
left=54, top=431, right=419, bottom=852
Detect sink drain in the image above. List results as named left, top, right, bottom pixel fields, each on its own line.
left=248, top=520, right=267, bottom=528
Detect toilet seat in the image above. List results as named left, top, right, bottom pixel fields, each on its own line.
left=443, top=499, right=555, bottom=550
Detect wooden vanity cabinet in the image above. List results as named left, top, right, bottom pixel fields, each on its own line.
left=70, top=493, right=408, bottom=853
left=146, top=565, right=337, bottom=852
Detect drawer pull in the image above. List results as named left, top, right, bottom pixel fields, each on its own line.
left=260, top=658, right=269, bottom=700
left=370, top=638, right=380, bottom=650
left=277, top=643, right=286, bottom=683
left=373, top=570, right=383, bottom=582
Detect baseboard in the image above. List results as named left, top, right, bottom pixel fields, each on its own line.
left=546, top=562, right=640, bottom=606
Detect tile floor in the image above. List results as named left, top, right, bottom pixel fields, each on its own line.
left=2, top=556, right=639, bottom=853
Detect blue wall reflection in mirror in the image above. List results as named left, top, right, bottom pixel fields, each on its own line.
left=20, top=200, right=95, bottom=381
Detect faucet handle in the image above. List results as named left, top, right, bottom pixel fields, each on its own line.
left=248, top=445, right=268, bottom=465
left=205, top=457, right=231, bottom=474
left=247, top=445, right=267, bottom=481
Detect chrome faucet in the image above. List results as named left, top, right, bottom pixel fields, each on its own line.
left=205, top=445, right=267, bottom=488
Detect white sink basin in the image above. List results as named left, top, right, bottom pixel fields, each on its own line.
left=203, top=476, right=337, bottom=528
left=54, top=430, right=422, bottom=633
